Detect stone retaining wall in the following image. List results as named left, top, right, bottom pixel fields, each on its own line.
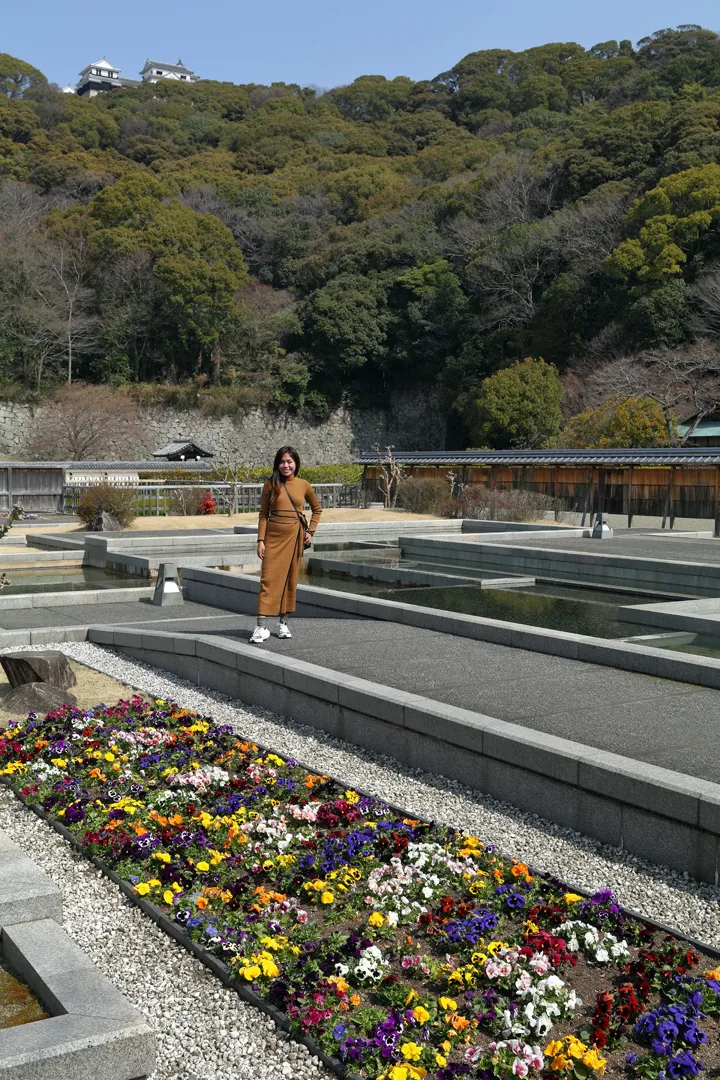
left=0, top=391, right=445, bottom=465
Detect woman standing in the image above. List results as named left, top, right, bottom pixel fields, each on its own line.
left=250, top=446, right=322, bottom=644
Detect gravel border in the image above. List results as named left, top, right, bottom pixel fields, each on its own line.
left=2, top=641, right=720, bottom=1079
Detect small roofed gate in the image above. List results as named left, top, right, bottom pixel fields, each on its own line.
left=0, top=467, right=64, bottom=512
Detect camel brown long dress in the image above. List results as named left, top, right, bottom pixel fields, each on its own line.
left=257, top=477, right=322, bottom=616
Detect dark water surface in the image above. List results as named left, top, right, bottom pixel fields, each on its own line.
left=298, top=567, right=658, bottom=639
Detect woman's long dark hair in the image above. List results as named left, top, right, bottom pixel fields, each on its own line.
left=271, top=446, right=301, bottom=495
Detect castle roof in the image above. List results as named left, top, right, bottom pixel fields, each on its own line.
left=141, top=58, right=195, bottom=75
left=79, top=58, right=120, bottom=74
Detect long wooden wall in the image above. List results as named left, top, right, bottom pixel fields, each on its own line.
left=363, top=464, right=720, bottom=520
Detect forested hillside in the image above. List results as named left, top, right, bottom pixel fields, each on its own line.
left=2, top=27, right=720, bottom=442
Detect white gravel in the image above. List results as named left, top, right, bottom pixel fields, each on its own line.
left=2, top=640, right=720, bottom=1080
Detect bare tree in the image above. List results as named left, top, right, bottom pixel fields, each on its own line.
left=688, top=271, right=720, bottom=336
left=31, top=384, right=145, bottom=460
left=211, top=449, right=248, bottom=514
left=372, top=445, right=406, bottom=508
left=583, top=340, right=720, bottom=443
left=472, top=154, right=560, bottom=228
left=465, top=219, right=558, bottom=330
left=32, top=230, right=97, bottom=383
left=0, top=195, right=98, bottom=387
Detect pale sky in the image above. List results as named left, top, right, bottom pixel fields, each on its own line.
left=5, top=0, right=719, bottom=90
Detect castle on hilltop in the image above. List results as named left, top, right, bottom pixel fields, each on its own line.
left=63, top=58, right=199, bottom=97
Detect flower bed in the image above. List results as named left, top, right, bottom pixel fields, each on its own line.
left=2, top=696, right=720, bottom=1080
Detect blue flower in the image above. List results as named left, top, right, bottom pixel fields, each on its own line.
left=333, top=1023, right=347, bottom=1040
left=667, top=1051, right=704, bottom=1078
left=657, top=1021, right=680, bottom=1043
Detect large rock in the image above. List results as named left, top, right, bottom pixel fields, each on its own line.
left=0, top=651, right=77, bottom=691
left=2, top=682, right=77, bottom=716
left=92, top=510, right=123, bottom=532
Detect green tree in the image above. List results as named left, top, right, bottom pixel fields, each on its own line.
left=558, top=396, right=670, bottom=447
left=606, top=163, right=720, bottom=285
left=462, top=357, right=563, bottom=448
left=0, top=54, right=46, bottom=99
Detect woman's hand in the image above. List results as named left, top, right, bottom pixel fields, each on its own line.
left=257, top=540, right=265, bottom=560
left=303, top=531, right=312, bottom=547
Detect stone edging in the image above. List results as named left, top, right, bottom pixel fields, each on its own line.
left=88, top=624, right=720, bottom=885
left=0, top=587, right=153, bottom=612
left=180, top=566, right=720, bottom=691
left=0, top=828, right=155, bottom=1080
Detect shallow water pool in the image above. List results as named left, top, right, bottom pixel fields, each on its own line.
left=0, top=567, right=138, bottom=596
left=0, top=958, right=47, bottom=1028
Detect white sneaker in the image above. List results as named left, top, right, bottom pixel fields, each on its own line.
left=250, top=625, right=270, bottom=644
left=277, top=622, right=292, bottom=639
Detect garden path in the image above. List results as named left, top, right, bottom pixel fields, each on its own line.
left=2, top=598, right=718, bottom=784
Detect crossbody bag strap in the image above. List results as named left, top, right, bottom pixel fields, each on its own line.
left=284, top=485, right=309, bottom=532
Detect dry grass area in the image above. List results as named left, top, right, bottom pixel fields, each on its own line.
left=1, top=507, right=444, bottom=545
left=123, top=508, right=444, bottom=530
left=0, top=659, right=150, bottom=729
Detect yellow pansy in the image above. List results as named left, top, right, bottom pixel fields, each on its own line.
left=104, top=752, right=115, bottom=762
left=439, top=997, right=457, bottom=1011
left=400, top=1043, right=422, bottom=1061
left=51, top=758, right=67, bottom=768
left=564, top=892, right=583, bottom=905
left=163, top=890, right=175, bottom=905
left=154, top=852, right=171, bottom=863
left=241, top=965, right=261, bottom=981
left=258, top=953, right=280, bottom=978
left=582, top=1049, right=607, bottom=1074
left=412, top=1006, right=430, bottom=1024
left=368, top=912, right=384, bottom=927
left=320, top=891, right=334, bottom=904
left=196, top=861, right=210, bottom=872
left=135, top=883, right=151, bottom=896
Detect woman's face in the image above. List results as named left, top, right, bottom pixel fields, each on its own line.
left=279, top=453, right=296, bottom=477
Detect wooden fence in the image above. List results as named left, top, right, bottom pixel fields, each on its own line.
left=362, top=464, right=720, bottom=525
left=62, top=482, right=364, bottom=517
left=0, top=466, right=64, bottom=513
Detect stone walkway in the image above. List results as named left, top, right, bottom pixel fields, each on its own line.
left=3, top=597, right=720, bottom=784
left=498, top=532, right=720, bottom=564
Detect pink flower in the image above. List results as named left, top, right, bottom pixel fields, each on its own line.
left=512, top=1060, right=529, bottom=1078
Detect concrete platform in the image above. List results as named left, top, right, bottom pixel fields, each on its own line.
left=5, top=593, right=720, bottom=785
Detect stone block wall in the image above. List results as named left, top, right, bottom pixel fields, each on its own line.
left=0, top=390, right=446, bottom=465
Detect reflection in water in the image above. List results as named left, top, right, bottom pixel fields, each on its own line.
left=652, top=633, right=720, bottom=659
left=387, top=584, right=656, bottom=639
left=297, top=565, right=658, bottom=640
left=0, top=567, right=138, bottom=596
